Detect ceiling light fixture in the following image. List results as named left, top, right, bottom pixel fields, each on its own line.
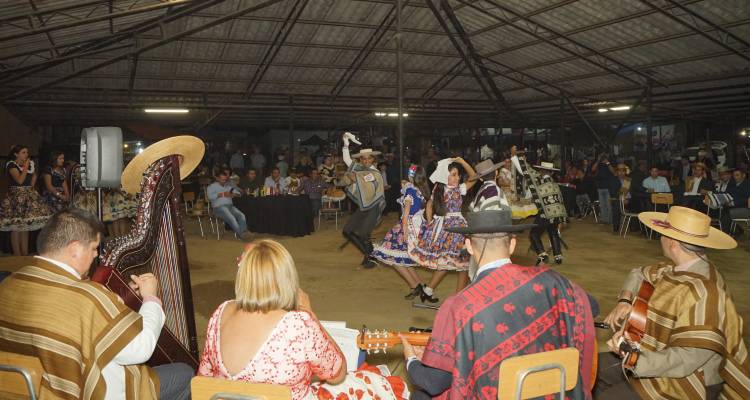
left=144, top=108, right=189, bottom=114
left=609, top=105, right=631, bottom=111
left=741, top=130, right=747, bottom=137
left=598, top=108, right=608, bottom=113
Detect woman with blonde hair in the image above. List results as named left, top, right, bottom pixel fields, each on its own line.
left=198, top=239, right=407, bottom=400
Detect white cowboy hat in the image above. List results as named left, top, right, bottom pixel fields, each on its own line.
left=533, top=161, right=559, bottom=171
left=351, top=148, right=381, bottom=158
left=638, top=206, right=736, bottom=250
left=121, top=135, right=205, bottom=194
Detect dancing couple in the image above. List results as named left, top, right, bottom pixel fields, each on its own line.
left=372, top=156, right=510, bottom=302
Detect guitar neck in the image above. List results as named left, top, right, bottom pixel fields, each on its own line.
left=358, top=330, right=431, bottom=351
left=396, top=331, right=430, bottom=347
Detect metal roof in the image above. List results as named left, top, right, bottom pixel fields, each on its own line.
left=0, top=0, right=748, bottom=129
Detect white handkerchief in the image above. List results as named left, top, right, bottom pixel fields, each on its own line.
left=429, top=158, right=453, bottom=185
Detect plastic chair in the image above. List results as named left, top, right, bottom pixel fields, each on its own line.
left=191, top=376, right=291, bottom=400
left=0, top=351, right=44, bottom=400
left=498, top=348, right=579, bottom=400
left=618, top=196, right=641, bottom=238
left=704, top=202, right=722, bottom=232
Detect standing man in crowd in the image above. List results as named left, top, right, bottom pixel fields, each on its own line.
left=0, top=209, right=193, bottom=399
left=301, top=168, right=329, bottom=221
left=229, top=148, right=245, bottom=174
left=207, top=168, right=249, bottom=239
left=249, top=146, right=266, bottom=177
left=592, top=152, right=617, bottom=224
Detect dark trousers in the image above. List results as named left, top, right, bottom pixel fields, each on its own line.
left=594, top=352, right=722, bottom=400
left=310, top=198, right=322, bottom=219
left=154, top=362, right=194, bottom=400
left=343, top=202, right=384, bottom=255
left=529, top=216, right=561, bottom=256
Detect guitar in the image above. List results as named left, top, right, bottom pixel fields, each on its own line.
left=358, top=328, right=430, bottom=354
left=618, top=280, right=655, bottom=368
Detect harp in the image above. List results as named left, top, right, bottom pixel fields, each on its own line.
left=91, top=154, right=199, bottom=368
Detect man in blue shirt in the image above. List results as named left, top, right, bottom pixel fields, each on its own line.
left=207, top=168, right=248, bottom=239
left=642, top=167, right=671, bottom=194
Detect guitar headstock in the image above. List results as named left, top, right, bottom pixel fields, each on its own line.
left=358, top=329, right=400, bottom=354
left=357, top=327, right=430, bottom=354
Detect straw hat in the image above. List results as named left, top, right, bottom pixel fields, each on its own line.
left=469, top=159, right=502, bottom=181
left=533, top=161, right=559, bottom=171
left=121, top=135, right=205, bottom=194
left=351, top=148, right=381, bottom=158
left=638, top=206, right=736, bottom=249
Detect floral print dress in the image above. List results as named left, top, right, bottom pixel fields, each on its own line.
left=407, top=184, right=470, bottom=271
left=198, top=301, right=407, bottom=400
left=372, top=183, right=424, bottom=267
left=0, top=161, right=53, bottom=231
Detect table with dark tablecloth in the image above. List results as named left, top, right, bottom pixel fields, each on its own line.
left=235, top=195, right=314, bottom=237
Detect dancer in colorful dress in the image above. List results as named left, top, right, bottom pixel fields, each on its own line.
left=0, top=145, right=54, bottom=255
left=407, top=158, right=476, bottom=302
left=40, top=150, right=70, bottom=212
left=372, top=165, right=431, bottom=300
left=103, top=189, right=137, bottom=237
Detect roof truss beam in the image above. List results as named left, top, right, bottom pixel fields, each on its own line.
left=461, top=0, right=663, bottom=87
left=2, top=0, right=285, bottom=101
left=637, top=0, right=750, bottom=63
left=196, top=0, right=310, bottom=130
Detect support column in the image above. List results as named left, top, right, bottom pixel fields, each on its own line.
left=396, top=0, right=405, bottom=179
left=560, top=93, right=566, bottom=172
left=646, top=81, right=653, bottom=166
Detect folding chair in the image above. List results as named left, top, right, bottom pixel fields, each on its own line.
left=318, top=198, right=342, bottom=230
left=191, top=376, right=291, bottom=400
left=498, top=347, right=580, bottom=400
left=618, top=196, right=641, bottom=238
left=0, top=351, right=43, bottom=400
left=705, top=201, right=722, bottom=232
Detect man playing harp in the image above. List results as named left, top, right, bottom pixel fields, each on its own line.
left=0, top=209, right=193, bottom=400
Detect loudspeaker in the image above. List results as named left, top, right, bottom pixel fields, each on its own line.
left=80, top=127, right=123, bottom=188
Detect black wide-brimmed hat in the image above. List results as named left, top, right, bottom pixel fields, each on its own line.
left=446, top=206, right=536, bottom=234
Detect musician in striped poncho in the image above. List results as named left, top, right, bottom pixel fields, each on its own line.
left=597, top=207, right=750, bottom=400
left=0, top=209, right=193, bottom=400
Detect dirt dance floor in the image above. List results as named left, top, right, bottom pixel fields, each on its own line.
left=185, top=212, right=750, bottom=376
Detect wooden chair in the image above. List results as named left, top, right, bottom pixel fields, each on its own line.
left=498, top=348, right=579, bottom=400
left=648, top=193, right=674, bottom=239
left=191, top=376, right=291, bottom=400
left=318, top=198, right=342, bottom=230
left=651, top=193, right=673, bottom=211
left=0, top=351, right=44, bottom=400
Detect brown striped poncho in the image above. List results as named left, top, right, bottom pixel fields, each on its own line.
left=632, top=261, right=750, bottom=399
left=0, top=259, right=159, bottom=399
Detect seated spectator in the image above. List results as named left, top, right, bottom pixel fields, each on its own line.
left=682, top=162, right=713, bottom=210
left=722, top=169, right=750, bottom=235
left=198, top=240, right=407, bottom=400
left=284, top=168, right=302, bottom=195
left=0, top=209, right=193, bottom=399
left=642, top=167, right=671, bottom=194
left=628, top=160, right=649, bottom=212
left=715, top=166, right=734, bottom=192
left=295, top=150, right=314, bottom=176
left=207, top=169, right=249, bottom=239
left=239, top=168, right=262, bottom=195
left=318, top=154, right=336, bottom=185
left=264, top=167, right=287, bottom=194
left=400, top=208, right=595, bottom=399
left=301, top=168, right=328, bottom=217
